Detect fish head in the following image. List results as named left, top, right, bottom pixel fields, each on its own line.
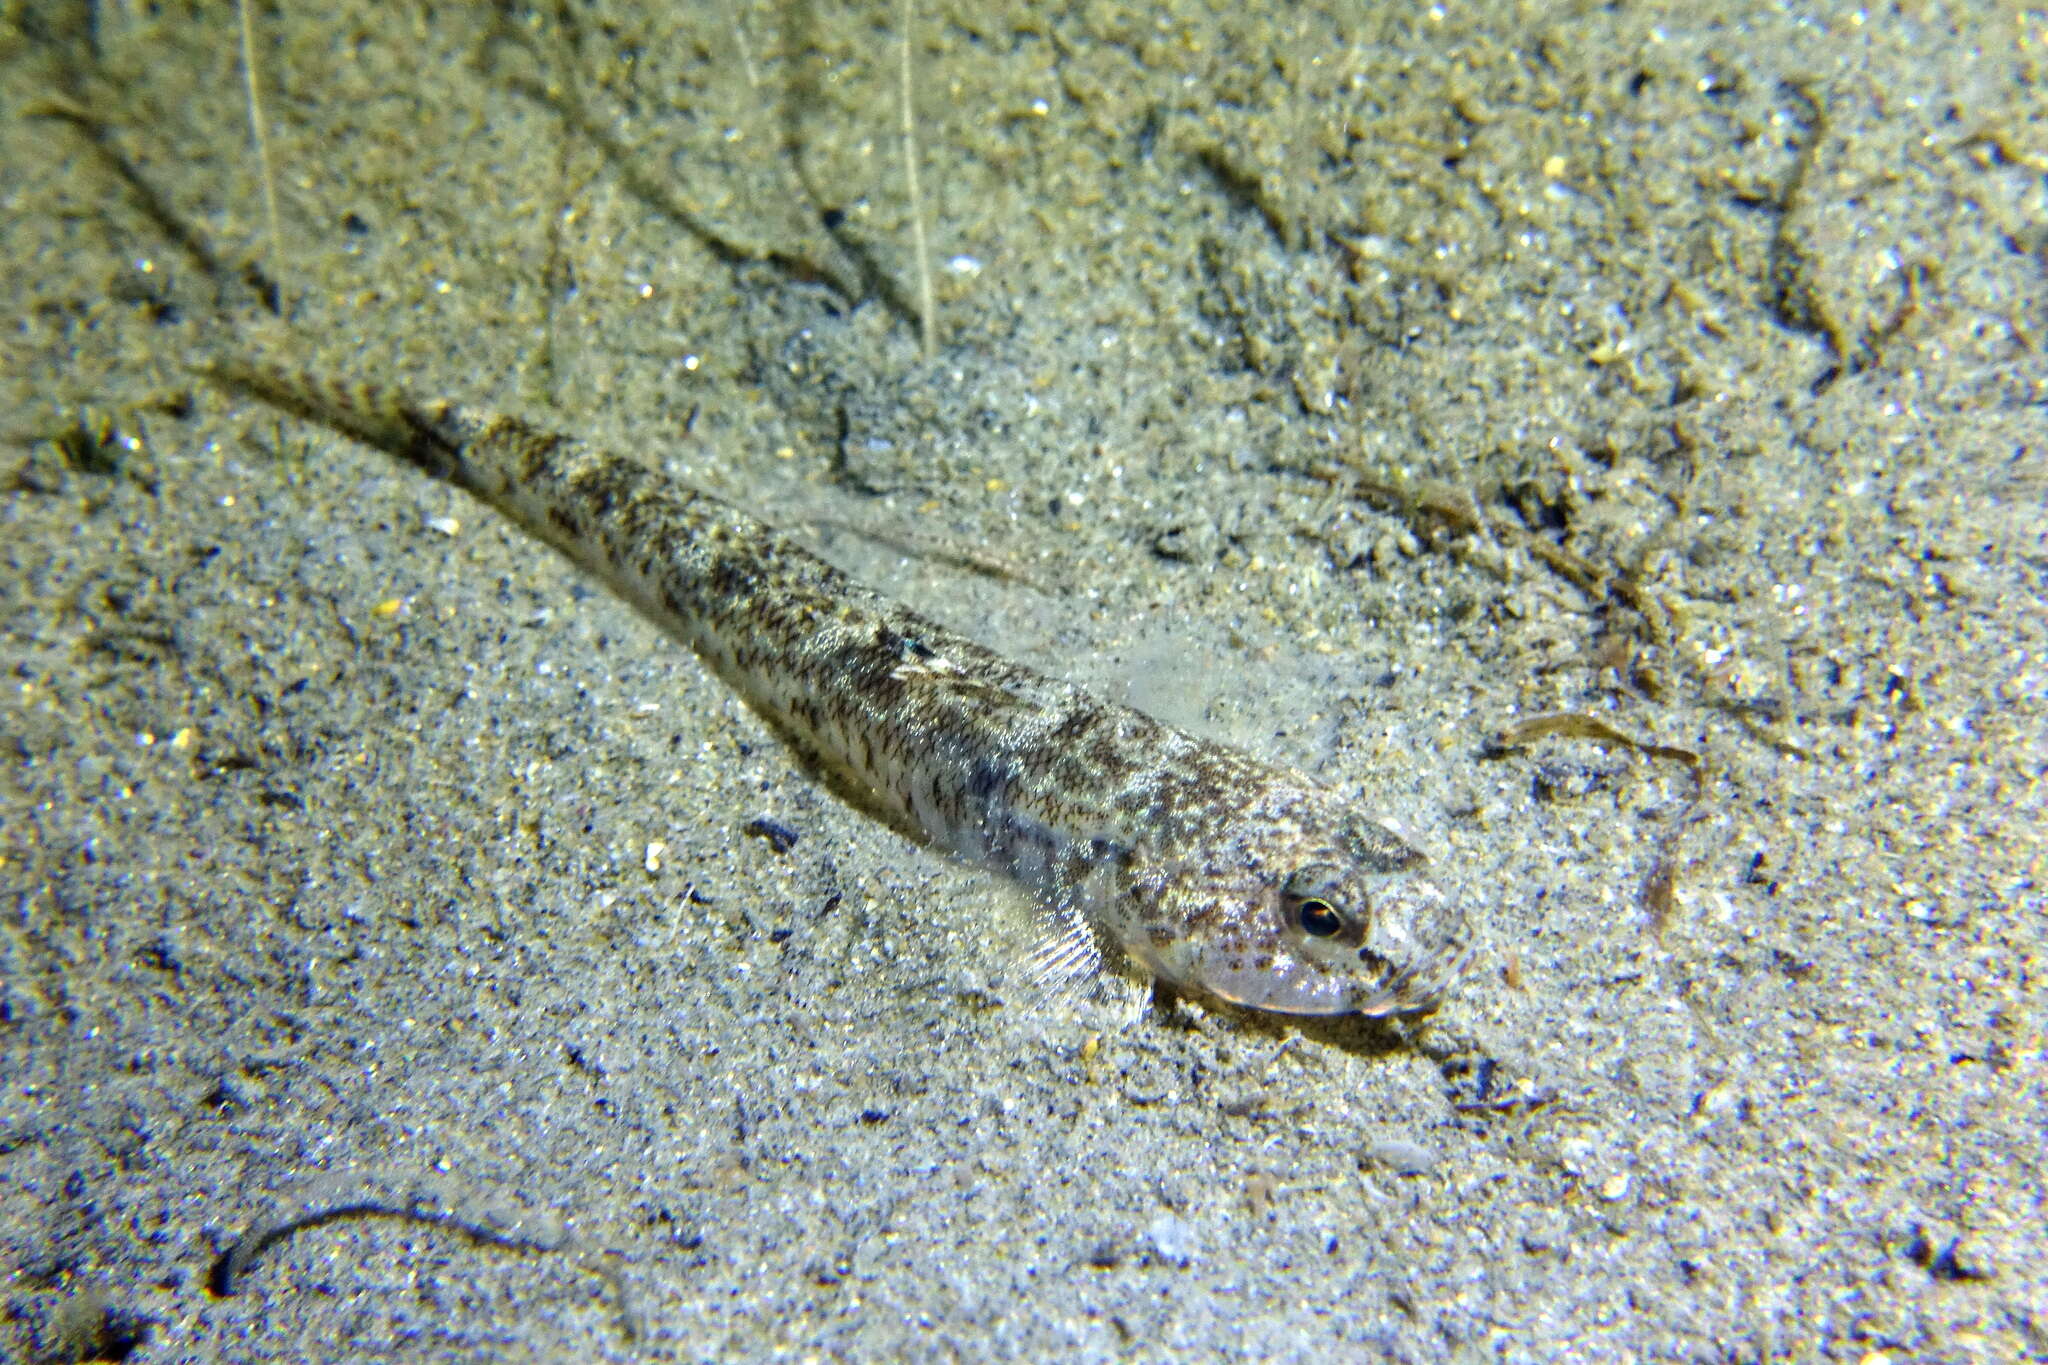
left=1135, top=785, right=1468, bottom=1018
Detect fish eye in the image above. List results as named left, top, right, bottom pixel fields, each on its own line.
left=1296, top=898, right=1343, bottom=937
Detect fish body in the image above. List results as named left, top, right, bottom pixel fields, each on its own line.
left=201, top=362, right=1467, bottom=1018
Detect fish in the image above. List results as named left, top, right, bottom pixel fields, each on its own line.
left=197, top=360, right=1469, bottom=1018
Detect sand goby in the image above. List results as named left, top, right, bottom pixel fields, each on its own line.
left=199, top=361, right=1468, bottom=1018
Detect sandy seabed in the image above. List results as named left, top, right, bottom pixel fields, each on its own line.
left=2, top=3, right=2042, bottom=1361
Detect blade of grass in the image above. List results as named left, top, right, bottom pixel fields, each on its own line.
left=238, top=0, right=285, bottom=312
left=898, top=0, right=936, bottom=359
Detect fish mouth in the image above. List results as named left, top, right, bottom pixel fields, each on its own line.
left=1347, top=942, right=1473, bottom=1018
left=1346, top=874, right=1470, bottom=1017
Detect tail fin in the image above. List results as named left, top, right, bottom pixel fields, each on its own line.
left=196, top=359, right=464, bottom=480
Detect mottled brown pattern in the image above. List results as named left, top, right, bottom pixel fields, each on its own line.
left=199, top=360, right=1467, bottom=1017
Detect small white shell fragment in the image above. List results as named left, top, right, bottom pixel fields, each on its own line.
left=1146, top=1214, right=1200, bottom=1267
left=1365, top=1137, right=1437, bottom=1175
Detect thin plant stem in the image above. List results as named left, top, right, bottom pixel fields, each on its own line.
left=898, top=0, right=936, bottom=360
left=239, top=0, right=285, bottom=310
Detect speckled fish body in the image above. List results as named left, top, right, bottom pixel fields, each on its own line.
left=201, top=362, right=1468, bottom=1018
